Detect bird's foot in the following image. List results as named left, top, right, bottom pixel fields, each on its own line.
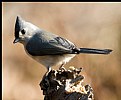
left=45, top=67, right=52, bottom=76
left=59, top=63, right=66, bottom=70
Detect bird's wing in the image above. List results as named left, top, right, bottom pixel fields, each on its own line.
left=26, top=33, right=77, bottom=56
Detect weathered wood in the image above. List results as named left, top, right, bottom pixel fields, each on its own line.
left=40, top=66, right=94, bottom=100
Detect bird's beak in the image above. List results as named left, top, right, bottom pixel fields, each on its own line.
left=13, top=38, right=20, bottom=44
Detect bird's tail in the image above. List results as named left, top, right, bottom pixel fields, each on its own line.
left=79, top=48, right=112, bottom=54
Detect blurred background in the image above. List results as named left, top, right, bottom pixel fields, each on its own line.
left=2, top=2, right=121, bottom=100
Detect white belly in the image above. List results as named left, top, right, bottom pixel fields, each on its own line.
left=31, top=54, right=76, bottom=68
left=24, top=45, right=76, bottom=69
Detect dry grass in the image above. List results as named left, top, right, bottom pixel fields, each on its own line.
left=2, top=2, right=121, bottom=100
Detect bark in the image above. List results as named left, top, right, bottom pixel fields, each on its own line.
left=40, top=66, right=94, bottom=100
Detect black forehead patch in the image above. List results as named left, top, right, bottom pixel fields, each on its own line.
left=14, top=31, right=19, bottom=38
left=14, top=16, right=23, bottom=38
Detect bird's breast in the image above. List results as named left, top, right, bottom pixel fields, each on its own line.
left=28, top=54, right=75, bottom=68
left=33, top=54, right=76, bottom=67
left=24, top=45, right=76, bottom=68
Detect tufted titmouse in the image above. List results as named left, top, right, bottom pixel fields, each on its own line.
left=13, top=16, right=112, bottom=71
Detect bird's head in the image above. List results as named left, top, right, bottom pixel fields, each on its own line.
left=13, top=16, right=39, bottom=45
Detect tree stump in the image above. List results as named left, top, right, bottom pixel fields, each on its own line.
left=40, top=66, right=94, bottom=100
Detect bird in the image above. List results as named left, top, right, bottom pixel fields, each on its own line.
left=13, top=16, right=112, bottom=72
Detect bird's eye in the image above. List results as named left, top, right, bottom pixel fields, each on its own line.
left=21, top=29, right=26, bottom=34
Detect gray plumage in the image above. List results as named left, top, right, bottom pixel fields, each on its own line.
left=13, top=16, right=112, bottom=70
left=26, top=31, right=77, bottom=56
